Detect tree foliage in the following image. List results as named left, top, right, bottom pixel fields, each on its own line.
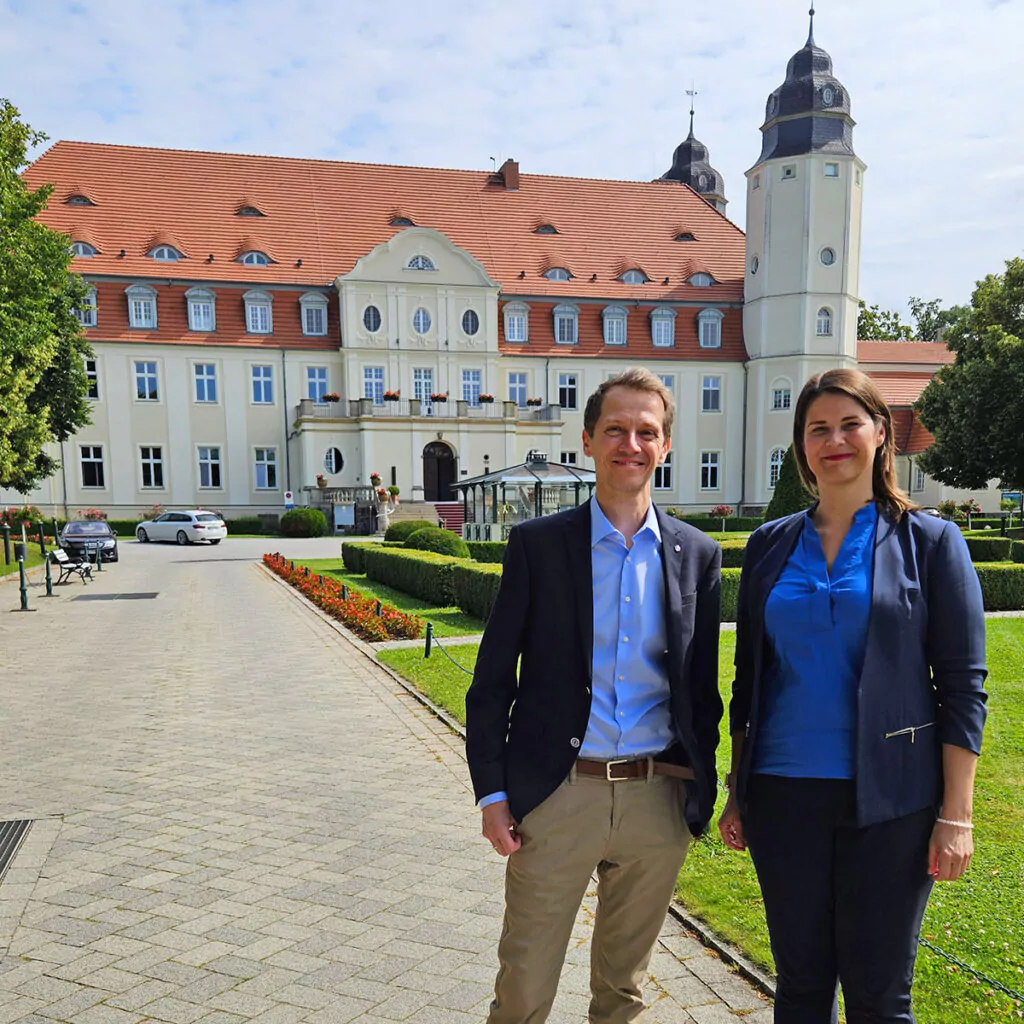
left=764, top=445, right=814, bottom=522
left=0, top=98, right=92, bottom=493
left=916, top=258, right=1024, bottom=490
left=857, top=300, right=912, bottom=341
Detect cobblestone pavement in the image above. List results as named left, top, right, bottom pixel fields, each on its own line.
left=0, top=538, right=771, bottom=1024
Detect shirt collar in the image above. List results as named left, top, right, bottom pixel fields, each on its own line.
left=591, top=498, right=662, bottom=549
left=803, top=500, right=879, bottom=530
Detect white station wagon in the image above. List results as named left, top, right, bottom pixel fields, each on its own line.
left=136, top=510, right=228, bottom=545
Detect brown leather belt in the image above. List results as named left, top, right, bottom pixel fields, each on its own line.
left=575, top=757, right=695, bottom=782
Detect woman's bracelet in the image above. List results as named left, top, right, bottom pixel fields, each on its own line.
left=936, top=817, right=974, bottom=830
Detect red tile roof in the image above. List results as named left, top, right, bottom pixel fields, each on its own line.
left=866, top=371, right=935, bottom=406
left=27, top=141, right=745, bottom=302
left=857, top=341, right=954, bottom=366
left=890, top=409, right=936, bottom=455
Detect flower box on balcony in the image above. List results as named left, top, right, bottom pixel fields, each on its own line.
left=429, top=393, right=449, bottom=403
left=383, top=390, right=401, bottom=401
left=526, top=398, right=543, bottom=407
left=478, top=394, right=495, bottom=404
left=321, top=392, right=340, bottom=403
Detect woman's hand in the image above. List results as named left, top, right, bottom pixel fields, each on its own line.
left=928, top=821, right=973, bottom=881
left=718, top=794, right=746, bottom=851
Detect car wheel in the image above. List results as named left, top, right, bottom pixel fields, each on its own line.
left=209, top=539, right=221, bottom=545
left=176, top=531, right=190, bottom=545
left=137, top=528, right=149, bottom=543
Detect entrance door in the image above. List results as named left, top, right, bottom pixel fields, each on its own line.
left=423, top=441, right=456, bottom=501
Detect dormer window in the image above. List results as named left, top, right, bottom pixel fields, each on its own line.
left=407, top=254, right=436, bottom=271
left=688, top=272, right=715, bottom=287
left=620, top=269, right=648, bottom=285
left=697, top=308, right=724, bottom=348
left=553, top=304, right=579, bottom=345
left=674, top=232, right=696, bottom=241
left=544, top=267, right=572, bottom=282
left=186, top=287, right=217, bottom=333
left=534, top=224, right=558, bottom=235
left=236, top=206, right=265, bottom=216
left=503, top=302, right=530, bottom=343
left=238, top=251, right=271, bottom=266
left=149, top=245, right=183, bottom=262
left=390, top=216, right=415, bottom=227
left=650, top=308, right=677, bottom=347
left=74, top=287, right=98, bottom=328
left=66, top=194, right=95, bottom=206
left=300, top=293, right=329, bottom=337
left=243, top=290, right=274, bottom=334
left=126, top=284, right=158, bottom=330
left=70, top=241, right=97, bottom=258
left=602, top=306, right=628, bottom=346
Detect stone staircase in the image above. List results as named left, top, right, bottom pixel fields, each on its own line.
left=381, top=500, right=465, bottom=533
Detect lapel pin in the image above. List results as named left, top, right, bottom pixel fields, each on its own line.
left=674, top=544, right=681, bottom=552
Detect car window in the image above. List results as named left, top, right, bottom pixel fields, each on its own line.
left=65, top=522, right=110, bottom=535
left=155, top=513, right=171, bottom=522
left=195, top=514, right=220, bottom=522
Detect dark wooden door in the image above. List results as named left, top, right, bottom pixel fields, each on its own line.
left=423, top=442, right=456, bottom=501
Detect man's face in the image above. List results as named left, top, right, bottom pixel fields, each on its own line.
left=582, top=386, right=670, bottom=497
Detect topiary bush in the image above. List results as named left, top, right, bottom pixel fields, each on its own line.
left=405, top=527, right=470, bottom=558
left=453, top=563, right=504, bottom=621
left=718, top=539, right=747, bottom=569
left=973, top=564, right=1024, bottom=610
left=279, top=508, right=328, bottom=538
left=721, top=568, right=741, bottom=622
left=225, top=515, right=266, bottom=535
left=384, top=519, right=437, bottom=542
left=362, top=547, right=460, bottom=605
left=467, top=541, right=507, bottom=563
left=341, top=541, right=380, bottom=572
left=965, top=537, right=1013, bottom=562
left=764, top=445, right=814, bottom=522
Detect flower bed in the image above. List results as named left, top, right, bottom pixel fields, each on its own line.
left=263, top=552, right=423, bottom=642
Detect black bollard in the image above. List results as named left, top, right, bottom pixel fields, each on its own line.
left=425, top=622, right=434, bottom=658
left=341, top=584, right=349, bottom=600
left=44, top=553, right=54, bottom=597
left=15, top=558, right=34, bottom=612
left=35, top=521, right=46, bottom=557
left=375, top=600, right=382, bottom=616
left=52, top=517, right=59, bottom=544
left=94, top=541, right=103, bottom=572
left=318, top=574, right=324, bottom=586
left=2, top=524, right=10, bottom=566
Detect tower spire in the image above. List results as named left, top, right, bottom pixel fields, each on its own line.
left=686, top=84, right=697, bottom=139
left=807, top=4, right=815, bottom=46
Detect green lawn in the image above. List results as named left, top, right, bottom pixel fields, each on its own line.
left=293, top=558, right=487, bottom=637
left=377, top=622, right=1024, bottom=1024
left=0, top=546, right=47, bottom=578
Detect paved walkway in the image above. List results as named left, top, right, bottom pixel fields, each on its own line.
left=0, top=538, right=770, bottom=1024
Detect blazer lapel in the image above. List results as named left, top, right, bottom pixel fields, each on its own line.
left=858, top=510, right=901, bottom=695
left=563, top=502, right=594, bottom=680
left=656, top=508, right=684, bottom=678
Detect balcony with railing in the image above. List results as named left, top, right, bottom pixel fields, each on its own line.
left=297, top=397, right=562, bottom=423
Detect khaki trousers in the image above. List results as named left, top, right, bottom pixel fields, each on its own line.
left=487, top=769, right=692, bottom=1024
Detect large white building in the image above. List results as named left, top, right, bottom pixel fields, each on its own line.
left=5, top=15, right=998, bottom=525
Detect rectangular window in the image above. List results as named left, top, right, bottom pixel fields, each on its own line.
left=80, top=445, right=104, bottom=488
left=363, top=366, right=385, bottom=405
left=659, top=374, right=675, bottom=392
left=555, top=313, right=577, bottom=345
left=247, top=302, right=271, bottom=334
left=604, top=317, right=626, bottom=345
left=413, top=368, right=434, bottom=413
left=652, top=318, right=674, bottom=347
left=506, top=313, right=527, bottom=342
left=654, top=451, right=673, bottom=490
left=75, top=291, right=97, bottom=328
left=462, top=369, right=482, bottom=406
left=782, top=165, right=796, bottom=180
left=914, top=464, right=926, bottom=492
left=189, top=300, right=214, bottom=332
left=752, top=173, right=761, bottom=190
left=772, top=388, right=792, bottom=411
left=140, top=446, right=164, bottom=488
left=700, top=451, right=720, bottom=491
left=558, top=373, right=578, bottom=411
left=135, top=361, right=159, bottom=401
left=699, top=318, right=722, bottom=348
left=824, top=163, right=840, bottom=178
left=702, top=375, right=721, bottom=413
left=198, top=446, right=222, bottom=489
left=307, top=366, right=328, bottom=402
left=85, top=358, right=99, bottom=400
left=560, top=451, right=578, bottom=466
left=508, top=372, right=528, bottom=408
left=131, top=298, right=156, bottom=329
left=304, top=305, right=326, bottom=336
left=254, top=448, right=278, bottom=490
left=194, top=363, right=217, bottom=403
left=252, top=365, right=273, bottom=404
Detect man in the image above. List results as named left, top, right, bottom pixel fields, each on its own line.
left=466, top=368, right=723, bottom=1024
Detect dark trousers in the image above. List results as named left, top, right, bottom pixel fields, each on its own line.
left=744, top=775, right=935, bottom=1024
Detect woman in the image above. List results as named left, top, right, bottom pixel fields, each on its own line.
left=718, top=369, right=987, bottom=1024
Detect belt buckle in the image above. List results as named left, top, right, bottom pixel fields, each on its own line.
left=605, top=758, right=633, bottom=782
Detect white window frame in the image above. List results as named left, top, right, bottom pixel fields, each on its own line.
left=816, top=307, right=833, bottom=336
left=80, top=444, right=105, bottom=489
left=544, top=267, right=572, bottom=282
left=700, top=451, right=721, bottom=491
left=620, top=269, right=648, bottom=285
left=194, top=363, right=218, bottom=404
left=185, top=287, right=216, bottom=333
left=140, top=445, right=165, bottom=489
left=412, top=307, right=432, bottom=335
left=659, top=374, right=675, bottom=392
left=324, top=447, right=344, bottom=474
left=654, top=451, right=673, bottom=491
left=553, top=304, right=579, bottom=345
left=243, top=290, right=273, bottom=335
left=197, top=446, right=223, bottom=489
left=84, top=357, right=99, bottom=400
left=238, top=250, right=270, bottom=266
left=462, top=369, right=482, bottom=406
left=650, top=308, right=677, bottom=347
left=254, top=448, right=278, bottom=490
left=407, top=254, right=436, bottom=271
left=782, top=164, right=797, bottom=180
left=363, top=305, right=383, bottom=333
left=560, top=451, right=578, bottom=466
left=126, top=284, right=157, bottom=330
left=771, top=380, right=793, bottom=411
left=752, top=173, right=761, bottom=190
left=251, top=364, right=274, bottom=405
left=461, top=309, right=480, bottom=336
left=134, top=360, right=159, bottom=402
left=769, top=448, right=785, bottom=489
left=307, top=366, right=328, bottom=403
left=300, top=293, right=329, bottom=337
left=698, top=308, right=724, bottom=349
left=363, top=366, right=385, bottom=405
left=558, top=372, right=578, bottom=411
left=75, top=286, right=97, bottom=328
left=413, top=367, right=434, bottom=414
left=689, top=272, right=715, bottom=287
left=503, top=301, right=530, bottom=343
left=71, top=241, right=96, bottom=258
left=914, top=463, right=926, bottom=492
left=602, top=305, right=628, bottom=346
left=508, top=372, right=528, bottom=408
left=824, top=162, right=840, bottom=178
left=701, top=375, right=722, bottom=413
left=148, top=245, right=183, bottom=262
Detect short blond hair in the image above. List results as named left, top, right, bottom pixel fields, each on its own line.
left=583, top=368, right=675, bottom=440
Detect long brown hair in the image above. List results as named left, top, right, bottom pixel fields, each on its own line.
left=792, top=369, right=916, bottom=521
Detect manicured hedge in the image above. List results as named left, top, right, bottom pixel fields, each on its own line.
left=384, top=519, right=437, bottom=542
left=467, top=541, right=507, bottom=564
left=280, top=508, right=328, bottom=537
left=670, top=515, right=764, bottom=533
left=362, top=547, right=460, bottom=606
left=108, top=519, right=142, bottom=536
left=453, top=563, right=504, bottom=621
left=718, top=540, right=747, bottom=569
left=965, top=537, right=1014, bottom=562
left=341, top=541, right=381, bottom=573
left=405, top=527, right=470, bottom=558
left=225, top=515, right=268, bottom=535
left=973, top=564, right=1024, bottom=611
left=721, top=568, right=741, bottom=622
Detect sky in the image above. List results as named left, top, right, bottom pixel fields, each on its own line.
left=3, top=0, right=1023, bottom=321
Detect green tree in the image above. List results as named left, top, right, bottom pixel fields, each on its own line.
left=857, top=300, right=913, bottom=341
left=764, top=445, right=814, bottom=521
left=0, top=98, right=92, bottom=493
left=916, top=257, right=1024, bottom=490
left=907, top=296, right=964, bottom=343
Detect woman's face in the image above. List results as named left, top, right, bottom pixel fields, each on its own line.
left=802, top=391, right=885, bottom=493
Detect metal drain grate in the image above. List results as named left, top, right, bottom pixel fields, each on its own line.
left=74, top=593, right=159, bottom=601
left=0, top=820, right=31, bottom=880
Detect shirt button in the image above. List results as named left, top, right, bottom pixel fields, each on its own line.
left=570, top=737, right=581, bottom=748
left=618, top=674, right=624, bottom=681
left=624, top=596, right=631, bottom=603
left=618, top=712, right=625, bottom=718
left=622, top=636, right=629, bottom=643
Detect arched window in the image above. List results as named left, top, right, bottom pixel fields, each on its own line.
left=674, top=231, right=696, bottom=241
left=816, top=307, right=833, bottom=336
left=65, top=194, right=95, bottom=206
left=544, top=267, right=572, bottom=282
left=149, top=245, right=183, bottom=262
left=323, top=447, right=344, bottom=474
left=620, top=269, right=648, bottom=285
left=697, top=308, right=724, bottom=348
left=602, top=306, right=628, bottom=346
left=126, top=284, right=158, bottom=330
left=534, top=224, right=558, bottom=235
left=236, top=205, right=265, bottom=217
left=71, top=241, right=96, bottom=257
left=412, top=307, right=432, bottom=334
left=185, top=287, right=216, bottom=333
left=462, top=309, right=480, bottom=336
left=74, top=287, right=98, bottom=328
left=688, top=272, right=715, bottom=287
left=650, top=307, right=677, bottom=347
left=363, top=305, right=382, bottom=333
left=300, top=293, right=329, bottom=337
left=553, top=303, right=579, bottom=345
left=407, top=254, right=436, bottom=271
left=769, top=448, right=786, bottom=489
left=390, top=216, right=415, bottom=227
left=770, top=378, right=793, bottom=411
left=238, top=250, right=271, bottom=266
left=503, top=301, right=530, bottom=343
left=243, top=290, right=274, bottom=334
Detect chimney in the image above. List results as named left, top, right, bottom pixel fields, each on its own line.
left=499, top=158, right=519, bottom=190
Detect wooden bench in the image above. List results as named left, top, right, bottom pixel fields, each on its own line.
left=51, top=547, right=93, bottom=585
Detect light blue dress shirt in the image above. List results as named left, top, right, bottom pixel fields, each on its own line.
left=479, top=499, right=674, bottom=809
left=752, top=502, right=877, bottom=779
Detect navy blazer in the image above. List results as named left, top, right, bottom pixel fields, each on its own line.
left=466, top=500, right=723, bottom=835
left=730, top=507, right=987, bottom=827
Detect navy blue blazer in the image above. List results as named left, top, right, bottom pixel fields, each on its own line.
left=730, top=506, right=988, bottom=827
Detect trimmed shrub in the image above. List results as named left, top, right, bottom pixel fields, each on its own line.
left=973, top=563, right=1024, bottom=610
left=225, top=515, right=266, bottom=535
left=385, top=519, right=437, bottom=542
left=341, top=541, right=380, bottom=573
left=382, top=540, right=406, bottom=548
left=467, top=541, right=507, bottom=563
left=765, top=446, right=814, bottom=522
left=363, top=547, right=460, bottom=605
left=453, top=563, right=504, bottom=621
left=108, top=519, right=142, bottom=536
left=279, top=508, right=328, bottom=538
left=965, top=537, right=1013, bottom=562
left=721, top=568, right=741, bottom=622
left=719, top=540, right=747, bottom=569
left=669, top=514, right=763, bottom=533
left=405, top=527, right=470, bottom=558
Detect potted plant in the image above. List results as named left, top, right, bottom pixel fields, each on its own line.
left=526, top=397, right=543, bottom=407
left=383, top=389, right=401, bottom=402
left=936, top=499, right=958, bottom=521
left=478, top=393, right=495, bottom=404
left=376, top=486, right=389, bottom=503
left=429, top=392, right=449, bottom=403
left=316, top=473, right=328, bottom=489
left=321, top=392, right=340, bottom=403
left=388, top=485, right=400, bottom=504
left=370, top=471, right=382, bottom=486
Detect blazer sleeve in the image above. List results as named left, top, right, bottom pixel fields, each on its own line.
left=926, top=521, right=988, bottom=754
left=465, top=525, right=530, bottom=801
left=690, top=543, right=723, bottom=783
left=728, top=530, right=762, bottom=735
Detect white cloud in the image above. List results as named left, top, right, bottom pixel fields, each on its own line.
left=3, top=0, right=1023, bottom=319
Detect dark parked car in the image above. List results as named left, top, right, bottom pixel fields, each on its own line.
left=59, top=520, right=119, bottom=563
